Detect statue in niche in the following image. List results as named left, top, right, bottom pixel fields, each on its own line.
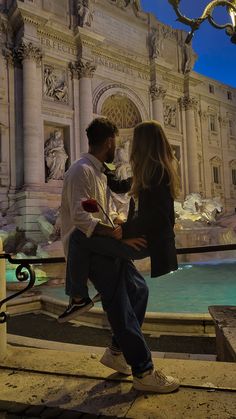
left=44, top=130, right=68, bottom=181
left=149, top=28, right=163, bottom=59
left=77, top=0, right=93, bottom=27
left=182, top=42, right=193, bottom=74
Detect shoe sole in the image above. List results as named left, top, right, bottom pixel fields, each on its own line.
left=57, top=301, right=94, bottom=323
left=133, top=382, right=180, bottom=393
left=100, top=356, right=131, bottom=376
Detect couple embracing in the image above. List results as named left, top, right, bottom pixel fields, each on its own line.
left=59, top=117, right=180, bottom=393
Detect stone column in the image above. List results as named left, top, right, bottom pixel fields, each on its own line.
left=149, top=84, right=166, bottom=126
left=69, top=62, right=80, bottom=160
left=16, top=42, right=42, bottom=186
left=0, top=238, right=6, bottom=361
left=179, top=96, right=199, bottom=193
left=77, top=59, right=96, bottom=153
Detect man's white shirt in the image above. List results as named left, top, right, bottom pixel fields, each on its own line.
left=60, top=153, right=117, bottom=256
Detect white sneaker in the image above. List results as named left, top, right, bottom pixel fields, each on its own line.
left=133, top=369, right=180, bottom=393
left=100, top=348, right=131, bottom=375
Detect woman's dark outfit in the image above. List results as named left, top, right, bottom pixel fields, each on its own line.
left=121, top=167, right=178, bottom=277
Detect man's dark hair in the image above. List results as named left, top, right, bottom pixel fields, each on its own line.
left=86, top=118, right=118, bottom=147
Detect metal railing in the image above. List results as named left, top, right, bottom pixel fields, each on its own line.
left=1, top=243, right=236, bottom=324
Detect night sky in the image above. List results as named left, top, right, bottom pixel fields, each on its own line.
left=141, top=0, right=236, bottom=88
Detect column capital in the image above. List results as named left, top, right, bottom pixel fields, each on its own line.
left=149, top=84, right=166, bottom=101
left=75, top=59, right=96, bottom=79
left=178, top=96, right=198, bottom=111
left=2, top=46, right=15, bottom=66
left=14, top=41, right=42, bottom=64
left=69, top=62, right=79, bottom=80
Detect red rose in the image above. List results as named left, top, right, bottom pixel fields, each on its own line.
left=82, top=198, right=114, bottom=228
left=82, top=199, right=99, bottom=213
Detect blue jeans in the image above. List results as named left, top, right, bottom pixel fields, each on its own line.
left=89, top=253, right=153, bottom=376
left=65, top=229, right=149, bottom=298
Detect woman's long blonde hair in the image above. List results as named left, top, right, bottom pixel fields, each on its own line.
left=130, top=120, right=180, bottom=199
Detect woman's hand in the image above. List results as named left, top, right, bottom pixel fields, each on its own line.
left=109, top=225, right=123, bottom=240
left=122, top=237, right=147, bottom=251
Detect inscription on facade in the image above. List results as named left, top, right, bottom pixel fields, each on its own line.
left=40, top=37, right=77, bottom=56
left=94, top=56, right=149, bottom=80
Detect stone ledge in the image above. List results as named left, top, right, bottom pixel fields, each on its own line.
left=7, top=295, right=214, bottom=335
left=209, top=305, right=236, bottom=362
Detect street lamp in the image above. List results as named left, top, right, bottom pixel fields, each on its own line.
left=168, top=0, right=236, bottom=44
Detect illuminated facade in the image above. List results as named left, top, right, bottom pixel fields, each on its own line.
left=0, top=0, right=236, bottom=238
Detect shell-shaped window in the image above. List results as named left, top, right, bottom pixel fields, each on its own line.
left=101, top=95, right=141, bottom=129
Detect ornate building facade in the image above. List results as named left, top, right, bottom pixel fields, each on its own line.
left=0, top=0, right=236, bottom=239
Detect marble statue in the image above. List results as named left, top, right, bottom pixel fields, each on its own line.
left=111, top=139, right=132, bottom=221
left=175, top=193, right=223, bottom=223
left=149, top=27, right=163, bottom=59
left=182, top=42, right=193, bottom=74
left=44, top=131, right=68, bottom=181
left=77, top=0, right=93, bottom=27
left=113, top=140, right=132, bottom=180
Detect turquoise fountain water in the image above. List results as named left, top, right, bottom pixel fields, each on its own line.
left=7, top=259, right=235, bottom=314
left=145, top=260, right=236, bottom=313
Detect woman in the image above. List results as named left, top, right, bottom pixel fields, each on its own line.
left=122, top=120, right=180, bottom=277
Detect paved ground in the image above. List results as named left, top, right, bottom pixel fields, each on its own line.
left=1, top=344, right=236, bottom=418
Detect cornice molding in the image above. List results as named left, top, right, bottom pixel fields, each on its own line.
left=9, top=2, right=48, bottom=31
left=38, top=27, right=76, bottom=49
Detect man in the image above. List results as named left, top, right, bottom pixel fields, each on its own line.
left=59, top=117, right=180, bottom=393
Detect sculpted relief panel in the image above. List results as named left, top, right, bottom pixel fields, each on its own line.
left=43, top=65, right=68, bottom=103
left=164, top=103, right=177, bottom=128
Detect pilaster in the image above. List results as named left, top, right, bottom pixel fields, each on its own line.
left=76, top=58, right=96, bottom=153
left=14, top=40, right=43, bottom=186
left=179, top=95, right=199, bottom=193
